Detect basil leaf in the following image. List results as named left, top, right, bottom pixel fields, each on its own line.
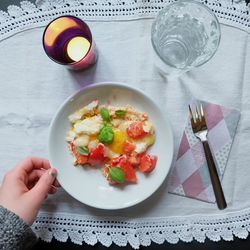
left=109, top=167, right=125, bottom=183
left=98, top=125, right=114, bottom=144
left=77, top=146, right=89, bottom=156
left=100, top=108, right=110, bottom=122
left=115, top=109, right=126, bottom=117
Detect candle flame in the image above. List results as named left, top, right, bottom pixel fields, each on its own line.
left=66, top=37, right=91, bottom=62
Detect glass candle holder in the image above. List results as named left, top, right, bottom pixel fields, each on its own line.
left=43, top=15, right=97, bottom=70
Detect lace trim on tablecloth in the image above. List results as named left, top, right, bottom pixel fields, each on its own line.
left=0, top=0, right=249, bottom=41
left=33, top=207, right=250, bottom=248
left=1, top=0, right=249, bottom=248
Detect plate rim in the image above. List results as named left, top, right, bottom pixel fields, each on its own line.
left=48, top=81, right=174, bottom=210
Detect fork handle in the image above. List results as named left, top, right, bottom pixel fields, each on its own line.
left=202, top=141, right=227, bottom=210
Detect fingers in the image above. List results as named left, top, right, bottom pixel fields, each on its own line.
left=27, top=169, right=61, bottom=188
left=28, top=169, right=45, bottom=183
left=27, top=182, right=58, bottom=194
left=48, top=186, right=57, bottom=195
left=15, top=157, right=51, bottom=175
left=52, top=179, right=61, bottom=188
left=27, top=168, right=57, bottom=207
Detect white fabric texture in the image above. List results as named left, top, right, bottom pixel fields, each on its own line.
left=0, top=0, right=250, bottom=248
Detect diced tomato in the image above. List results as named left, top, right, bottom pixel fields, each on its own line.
left=139, top=154, right=157, bottom=173
left=128, top=153, right=144, bottom=167
left=128, top=156, right=139, bottom=167
left=70, top=142, right=88, bottom=165
left=121, top=162, right=137, bottom=183
left=123, top=140, right=136, bottom=155
left=110, top=155, right=127, bottom=167
left=89, top=143, right=107, bottom=165
left=77, top=155, right=88, bottom=165
left=110, top=156, right=136, bottom=182
left=118, top=158, right=137, bottom=182
left=126, top=122, right=147, bottom=139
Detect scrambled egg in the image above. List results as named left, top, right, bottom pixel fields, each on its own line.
left=73, top=115, right=103, bottom=135
left=66, top=100, right=155, bottom=165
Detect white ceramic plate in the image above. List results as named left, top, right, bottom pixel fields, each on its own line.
left=49, top=82, right=174, bottom=210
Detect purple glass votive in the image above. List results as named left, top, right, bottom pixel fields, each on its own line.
left=43, top=16, right=97, bottom=70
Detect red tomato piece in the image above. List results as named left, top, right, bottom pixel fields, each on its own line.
left=139, top=154, right=157, bottom=173
left=123, top=140, right=136, bottom=155
left=119, top=158, right=137, bottom=183
left=89, top=143, right=107, bottom=165
left=110, top=155, right=137, bottom=182
left=70, top=142, right=88, bottom=165
left=110, top=155, right=127, bottom=167
left=128, top=153, right=144, bottom=167
left=126, top=122, right=147, bottom=139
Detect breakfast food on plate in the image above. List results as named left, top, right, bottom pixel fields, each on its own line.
left=65, top=100, right=157, bottom=185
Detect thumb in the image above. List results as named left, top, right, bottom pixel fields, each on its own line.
left=29, top=168, right=57, bottom=206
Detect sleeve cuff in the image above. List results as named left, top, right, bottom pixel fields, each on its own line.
left=0, top=205, right=37, bottom=249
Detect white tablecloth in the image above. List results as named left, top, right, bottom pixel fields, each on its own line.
left=0, top=0, right=250, bottom=248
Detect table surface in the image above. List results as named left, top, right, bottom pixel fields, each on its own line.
left=1, top=0, right=250, bottom=249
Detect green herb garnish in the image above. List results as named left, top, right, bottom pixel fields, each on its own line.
left=109, top=167, right=125, bottom=183
left=77, top=146, right=89, bottom=156
left=98, top=125, right=114, bottom=144
left=115, top=109, right=126, bottom=117
left=100, top=108, right=110, bottom=122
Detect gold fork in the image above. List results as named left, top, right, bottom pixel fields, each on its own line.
left=189, top=104, right=227, bottom=210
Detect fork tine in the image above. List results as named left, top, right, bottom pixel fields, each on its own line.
left=200, top=103, right=206, bottom=123
left=195, top=106, right=200, bottom=123
left=188, top=105, right=193, bottom=119
left=188, top=105, right=195, bottom=127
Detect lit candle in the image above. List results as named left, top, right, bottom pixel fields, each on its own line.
left=66, top=36, right=91, bottom=62
left=43, top=16, right=98, bottom=70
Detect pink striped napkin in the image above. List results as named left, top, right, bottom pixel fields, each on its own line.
left=168, top=101, right=240, bottom=203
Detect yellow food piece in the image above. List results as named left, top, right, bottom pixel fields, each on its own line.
left=108, top=129, right=127, bottom=154
left=133, top=134, right=155, bottom=146
left=89, top=135, right=98, bottom=141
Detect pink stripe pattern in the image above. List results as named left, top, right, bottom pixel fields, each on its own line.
left=168, top=101, right=240, bottom=203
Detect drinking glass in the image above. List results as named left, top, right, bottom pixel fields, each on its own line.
left=151, top=0, right=221, bottom=76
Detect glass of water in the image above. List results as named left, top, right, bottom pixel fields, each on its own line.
left=151, top=0, right=221, bottom=76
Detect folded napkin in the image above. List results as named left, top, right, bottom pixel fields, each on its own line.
left=168, top=101, right=240, bottom=203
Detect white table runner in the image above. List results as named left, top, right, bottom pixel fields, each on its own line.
left=0, top=0, right=250, bottom=248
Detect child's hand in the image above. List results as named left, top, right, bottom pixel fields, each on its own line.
left=0, top=157, right=60, bottom=225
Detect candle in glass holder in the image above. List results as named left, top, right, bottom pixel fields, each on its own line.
left=43, top=16, right=97, bottom=70
left=66, top=36, right=90, bottom=62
